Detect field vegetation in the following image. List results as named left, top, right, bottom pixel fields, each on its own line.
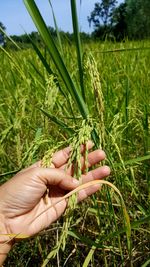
left=0, top=1, right=150, bottom=266
left=1, top=38, right=150, bottom=267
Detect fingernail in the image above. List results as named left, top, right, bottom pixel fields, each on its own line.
left=73, top=179, right=80, bottom=185
left=102, top=166, right=111, bottom=175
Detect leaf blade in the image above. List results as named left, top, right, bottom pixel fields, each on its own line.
left=23, top=0, right=88, bottom=119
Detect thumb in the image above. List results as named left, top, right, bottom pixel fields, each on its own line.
left=34, top=167, right=80, bottom=191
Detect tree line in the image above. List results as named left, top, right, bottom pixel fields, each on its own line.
left=88, top=0, right=150, bottom=40
left=0, top=24, right=91, bottom=49
left=0, top=0, right=150, bottom=48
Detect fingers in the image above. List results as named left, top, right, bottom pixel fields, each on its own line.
left=19, top=161, right=41, bottom=173
left=77, top=184, right=102, bottom=203
left=21, top=141, right=94, bottom=172
left=51, top=146, right=71, bottom=168
left=77, top=166, right=111, bottom=202
left=51, top=141, right=94, bottom=168
left=85, top=149, right=106, bottom=167
left=35, top=164, right=110, bottom=200
left=81, top=165, right=111, bottom=184
left=60, top=149, right=106, bottom=175
left=35, top=168, right=79, bottom=191
left=26, top=164, right=110, bottom=203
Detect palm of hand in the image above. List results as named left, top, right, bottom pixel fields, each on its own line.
left=0, top=144, right=110, bottom=238
left=0, top=163, right=70, bottom=237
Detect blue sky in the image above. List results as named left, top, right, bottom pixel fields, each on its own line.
left=0, top=0, right=123, bottom=36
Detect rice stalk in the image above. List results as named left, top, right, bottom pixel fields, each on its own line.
left=0, top=179, right=131, bottom=267
left=41, top=120, right=94, bottom=262
left=43, top=74, right=59, bottom=132
left=83, top=52, right=105, bottom=148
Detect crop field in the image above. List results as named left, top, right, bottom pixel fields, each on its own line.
left=0, top=37, right=150, bottom=266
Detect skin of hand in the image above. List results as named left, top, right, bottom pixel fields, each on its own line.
left=0, top=142, right=110, bottom=264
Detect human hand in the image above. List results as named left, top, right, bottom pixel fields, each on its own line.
left=0, top=142, right=110, bottom=241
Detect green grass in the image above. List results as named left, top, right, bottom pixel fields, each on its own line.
left=0, top=35, right=150, bottom=267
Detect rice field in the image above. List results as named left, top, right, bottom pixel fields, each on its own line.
left=1, top=1, right=150, bottom=263
left=0, top=37, right=150, bottom=266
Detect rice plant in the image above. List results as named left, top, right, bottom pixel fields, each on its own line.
left=0, top=1, right=150, bottom=266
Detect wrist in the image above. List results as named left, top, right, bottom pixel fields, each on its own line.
left=0, top=241, right=12, bottom=266
left=0, top=214, right=13, bottom=266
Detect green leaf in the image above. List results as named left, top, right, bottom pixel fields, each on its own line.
left=29, top=36, right=54, bottom=76
left=48, top=0, right=64, bottom=57
left=24, top=0, right=88, bottom=119
left=70, top=0, right=85, bottom=101
left=0, top=169, right=21, bottom=178
left=114, top=154, right=150, bottom=167
left=68, top=230, right=103, bottom=249
left=83, top=247, right=96, bottom=267
left=0, top=25, right=21, bottom=50
left=141, top=259, right=150, bottom=267
left=40, top=108, right=75, bottom=135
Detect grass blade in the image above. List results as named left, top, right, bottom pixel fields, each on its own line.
left=23, top=0, right=88, bottom=119
left=141, top=259, right=150, bottom=267
left=114, top=154, right=150, bottom=167
left=48, top=0, right=64, bottom=57
left=83, top=246, right=96, bottom=267
left=0, top=25, right=21, bottom=50
left=70, top=0, right=85, bottom=101
left=29, top=36, right=54, bottom=76
left=40, top=108, right=75, bottom=135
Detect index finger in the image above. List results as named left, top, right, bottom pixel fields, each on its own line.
left=22, top=141, right=94, bottom=172
left=51, top=140, right=94, bottom=168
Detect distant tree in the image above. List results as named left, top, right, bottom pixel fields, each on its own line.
left=30, top=31, right=40, bottom=43
left=10, top=32, right=40, bottom=48
left=48, top=26, right=57, bottom=38
left=88, top=0, right=117, bottom=28
left=91, top=24, right=111, bottom=40
left=88, top=0, right=117, bottom=39
left=0, top=22, right=6, bottom=46
left=80, top=32, right=91, bottom=41
left=10, top=35, right=21, bottom=43
left=112, top=2, right=127, bottom=40
left=126, top=0, right=150, bottom=39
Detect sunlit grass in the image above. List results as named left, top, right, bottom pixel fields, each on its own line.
left=0, top=3, right=150, bottom=265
